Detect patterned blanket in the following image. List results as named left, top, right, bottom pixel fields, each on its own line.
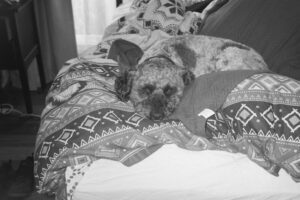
left=34, top=0, right=300, bottom=200
left=34, top=59, right=300, bottom=199
left=83, top=0, right=225, bottom=59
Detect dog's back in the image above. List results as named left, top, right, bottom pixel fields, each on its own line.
left=141, top=35, right=268, bottom=77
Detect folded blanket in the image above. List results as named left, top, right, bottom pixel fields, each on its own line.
left=171, top=70, right=269, bottom=137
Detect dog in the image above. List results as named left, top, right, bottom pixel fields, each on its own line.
left=108, top=35, right=268, bottom=120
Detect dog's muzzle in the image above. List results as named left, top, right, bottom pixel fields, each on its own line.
left=149, top=93, right=167, bottom=120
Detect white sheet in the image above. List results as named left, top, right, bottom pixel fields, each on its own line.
left=73, top=144, right=300, bottom=200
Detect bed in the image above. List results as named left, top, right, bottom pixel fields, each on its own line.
left=34, top=0, right=300, bottom=199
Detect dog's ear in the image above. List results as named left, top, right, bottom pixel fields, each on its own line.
left=108, top=39, right=144, bottom=73
left=181, top=69, right=195, bottom=86
left=108, top=39, right=143, bottom=102
left=173, top=43, right=197, bottom=70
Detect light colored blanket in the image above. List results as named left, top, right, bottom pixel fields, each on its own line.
left=80, top=0, right=226, bottom=61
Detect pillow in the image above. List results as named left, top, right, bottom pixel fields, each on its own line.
left=96, top=0, right=228, bottom=58
left=200, top=0, right=300, bottom=80
left=128, top=0, right=205, bottom=35
left=112, top=0, right=228, bottom=35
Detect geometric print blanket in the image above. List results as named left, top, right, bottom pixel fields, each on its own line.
left=34, top=57, right=300, bottom=199
left=207, top=73, right=300, bottom=181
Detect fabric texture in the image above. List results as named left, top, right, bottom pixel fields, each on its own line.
left=206, top=73, right=300, bottom=180
left=170, top=70, right=268, bottom=138
left=200, top=0, right=300, bottom=80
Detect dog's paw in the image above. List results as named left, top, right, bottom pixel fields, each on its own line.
left=114, top=74, right=132, bottom=102
left=182, top=70, right=195, bottom=86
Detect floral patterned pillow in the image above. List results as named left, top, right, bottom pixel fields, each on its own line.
left=93, top=0, right=227, bottom=58
left=129, top=0, right=208, bottom=35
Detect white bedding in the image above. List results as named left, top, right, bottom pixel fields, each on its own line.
left=72, top=144, right=300, bottom=200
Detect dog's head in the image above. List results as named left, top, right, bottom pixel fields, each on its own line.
left=108, top=39, right=195, bottom=120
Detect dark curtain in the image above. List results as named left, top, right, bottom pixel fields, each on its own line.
left=34, top=0, right=77, bottom=83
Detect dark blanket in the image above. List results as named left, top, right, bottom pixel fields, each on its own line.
left=200, top=0, right=300, bottom=80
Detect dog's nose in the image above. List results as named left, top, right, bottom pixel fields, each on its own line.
left=149, top=93, right=166, bottom=120
left=149, top=112, right=165, bottom=120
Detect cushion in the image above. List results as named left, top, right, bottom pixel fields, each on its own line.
left=200, top=0, right=300, bottom=80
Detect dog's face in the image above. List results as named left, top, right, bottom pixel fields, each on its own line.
left=130, top=57, right=192, bottom=120
left=109, top=39, right=194, bottom=120
left=114, top=56, right=194, bottom=120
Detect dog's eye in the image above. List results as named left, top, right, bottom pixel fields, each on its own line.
left=163, top=85, right=177, bottom=97
left=139, top=84, right=155, bottom=96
